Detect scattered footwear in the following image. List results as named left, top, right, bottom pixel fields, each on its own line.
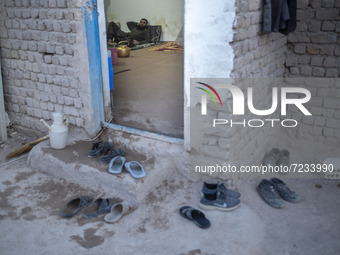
left=104, top=201, right=138, bottom=223
left=179, top=206, right=211, bottom=229
left=108, top=156, right=126, bottom=174
left=124, top=161, right=146, bottom=178
left=199, top=190, right=240, bottom=212
left=60, top=196, right=93, bottom=218
left=98, top=148, right=125, bottom=163
left=202, top=182, right=241, bottom=199
left=81, top=198, right=117, bottom=218
left=257, top=179, right=284, bottom=208
left=88, top=142, right=112, bottom=158
left=271, top=178, right=300, bottom=202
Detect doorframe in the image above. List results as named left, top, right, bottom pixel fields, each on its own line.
left=96, top=0, right=186, bottom=146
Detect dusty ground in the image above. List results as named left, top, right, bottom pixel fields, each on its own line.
left=1, top=128, right=340, bottom=255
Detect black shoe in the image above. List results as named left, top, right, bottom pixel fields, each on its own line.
left=257, top=179, right=283, bottom=208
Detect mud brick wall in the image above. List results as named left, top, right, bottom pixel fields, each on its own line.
left=285, top=0, right=340, bottom=147
left=0, top=0, right=92, bottom=135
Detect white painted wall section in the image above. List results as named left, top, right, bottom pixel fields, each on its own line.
left=183, top=0, right=236, bottom=148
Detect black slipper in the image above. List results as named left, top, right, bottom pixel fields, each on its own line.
left=88, top=142, right=113, bottom=158
left=179, top=206, right=211, bottom=229
left=97, top=148, right=125, bottom=163
left=61, top=196, right=93, bottom=218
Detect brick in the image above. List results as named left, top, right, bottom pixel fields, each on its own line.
left=321, top=0, right=335, bottom=7
left=49, top=0, right=57, bottom=7
left=12, top=20, right=20, bottom=29
left=325, top=68, right=339, bottom=77
left=324, top=98, right=340, bottom=109
left=22, top=10, right=31, bottom=19
left=326, top=118, right=338, bottom=128
left=31, top=9, right=39, bottom=19
left=316, top=10, right=339, bottom=20
left=312, top=67, right=326, bottom=76
left=55, top=45, right=64, bottom=55
left=311, top=56, right=324, bottom=66
left=57, top=95, right=65, bottom=104
left=297, top=9, right=315, bottom=21
left=286, top=56, right=298, bottom=66
left=322, top=21, right=335, bottom=31
left=311, top=33, right=337, bottom=44
left=319, top=45, right=335, bottom=55
left=47, top=9, right=56, bottom=19
left=323, top=127, right=335, bottom=137
left=306, top=46, right=320, bottom=55
left=53, top=21, right=61, bottom=32
left=57, top=0, right=67, bottom=8
left=294, top=44, right=305, bottom=54
left=14, top=0, right=22, bottom=7
left=55, top=10, right=64, bottom=20
left=323, top=57, right=336, bottom=67
left=335, top=46, right=340, bottom=56
left=300, top=65, right=312, bottom=75
left=39, top=10, right=47, bottom=19
left=65, top=97, right=74, bottom=106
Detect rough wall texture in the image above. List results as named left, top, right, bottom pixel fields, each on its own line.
left=0, top=0, right=93, bottom=136
left=285, top=0, right=340, bottom=147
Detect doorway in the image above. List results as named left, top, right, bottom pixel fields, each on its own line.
left=103, top=0, right=184, bottom=139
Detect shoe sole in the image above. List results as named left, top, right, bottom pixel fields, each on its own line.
left=198, top=201, right=240, bottom=212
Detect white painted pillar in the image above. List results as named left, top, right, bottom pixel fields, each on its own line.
left=183, top=0, right=235, bottom=149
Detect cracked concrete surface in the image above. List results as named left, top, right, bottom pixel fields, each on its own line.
left=1, top=130, right=340, bottom=255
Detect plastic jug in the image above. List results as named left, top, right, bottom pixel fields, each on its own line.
left=40, top=112, right=69, bottom=149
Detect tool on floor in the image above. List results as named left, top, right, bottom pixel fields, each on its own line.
left=6, top=135, right=49, bottom=159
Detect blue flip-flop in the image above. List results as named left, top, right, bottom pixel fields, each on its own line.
left=124, top=161, right=146, bottom=178
left=108, top=156, right=126, bottom=174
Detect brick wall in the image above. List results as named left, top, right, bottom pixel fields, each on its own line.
left=0, top=0, right=92, bottom=136
left=285, top=1, right=340, bottom=147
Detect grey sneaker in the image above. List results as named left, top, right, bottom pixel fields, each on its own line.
left=199, top=191, right=240, bottom=212
left=262, top=148, right=280, bottom=166
left=257, top=179, right=283, bottom=208
left=202, top=182, right=241, bottom=199
left=277, top=150, right=290, bottom=167
left=271, top=178, right=300, bottom=203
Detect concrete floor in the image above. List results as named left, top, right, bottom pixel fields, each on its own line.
left=112, top=45, right=184, bottom=138
left=1, top=129, right=340, bottom=255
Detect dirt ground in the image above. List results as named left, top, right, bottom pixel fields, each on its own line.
left=1, top=128, right=340, bottom=255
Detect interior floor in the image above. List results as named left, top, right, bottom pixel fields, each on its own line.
left=111, top=45, right=184, bottom=138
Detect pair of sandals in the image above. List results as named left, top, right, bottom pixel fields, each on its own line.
left=60, top=196, right=137, bottom=223
left=88, top=141, right=125, bottom=164
left=108, top=156, right=146, bottom=179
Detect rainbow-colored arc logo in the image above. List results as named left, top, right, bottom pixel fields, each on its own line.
left=196, top=82, right=222, bottom=106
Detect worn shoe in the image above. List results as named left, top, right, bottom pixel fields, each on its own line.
left=262, top=148, right=280, bottom=166
left=88, top=142, right=113, bottom=158
left=277, top=150, right=290, bottom=167
left=81, top=198, right=117, bottom=218
left=104, top=201, right=138, bottom=224
left=202, top=182, right=241, bottom=199
left=60, top=196, right=93, bottom=218
left=271, top=178, right=300, bottom=203
left=257, top=179, right=283, bottom=208
left=199, top=191, right=240, bottom=212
